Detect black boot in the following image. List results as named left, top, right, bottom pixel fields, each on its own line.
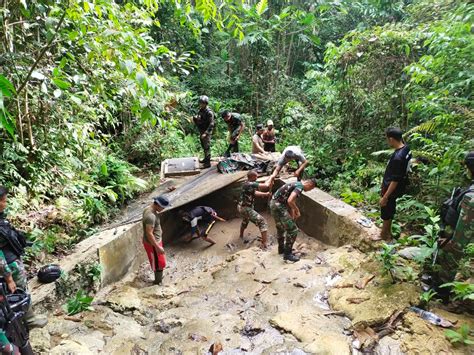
left=154, top=270, right=163, bottom=285
left=201, top=160, right=211, bottom=168
left=278, top=240, right=284, bottom=254
left=283, top=245, right=300, bottom=262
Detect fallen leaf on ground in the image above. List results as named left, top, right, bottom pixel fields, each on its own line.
left=347, top=296, right=371, bottom=304
left=355, top=274, right=375, bottom=289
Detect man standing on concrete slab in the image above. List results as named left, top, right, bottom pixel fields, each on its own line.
left=270, top=178, right=317, bottom=262
left=238, top=171, right=275, bottom=249
left=222, top=110, right=245, bottom=157
left=142, top=195, right=170, bottom=285
left=252, top=124, right=266, bottom=155
left=377, top=127, right=412, bottom=241
left=271, top=145, right=308, bottom=180
left=179, top=206, right=225, bottom=245
left=0, top=186, right=48, bottom=352
left=262, top=120, right=276, bottom=152
left=193, top=95, right=215, bottom=168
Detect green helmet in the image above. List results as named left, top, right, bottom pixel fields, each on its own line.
left=199, top=95, right=209, bottom=104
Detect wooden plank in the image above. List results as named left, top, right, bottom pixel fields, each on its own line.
left=165, top=167, right=247, bottom=211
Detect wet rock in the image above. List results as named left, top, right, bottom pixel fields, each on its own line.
left=105, top=285, right=141, bottom=311
left=29, top=327, right=51, bottom=353
left=241, top=322, right=265, bottom=337
left=155, top=317, right=184, bottom=333
left=188, top=333, right=208, bottom=342
left=270, top=306, right=351, bottom=354
left=374, top=336, right=403, bottom=355
left=50, top=340, right=94, bottom=355
left=329, top=282, right=419, bottom=328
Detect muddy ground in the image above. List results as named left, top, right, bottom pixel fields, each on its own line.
left=30, top=215, right=473, bottom=354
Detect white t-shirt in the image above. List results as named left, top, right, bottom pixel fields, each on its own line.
left=277, top=146, right=306, bottom=166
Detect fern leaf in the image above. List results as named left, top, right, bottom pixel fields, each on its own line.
left=256, top=0, right=268, bottom=16
left=406, top=120, right=438, bottom=136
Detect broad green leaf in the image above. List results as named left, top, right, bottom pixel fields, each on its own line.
left=0, top=109, right=15, bottom=137
left=52, top=78, right=71, bottom=90
left=0, top=74, right=15, bottom=97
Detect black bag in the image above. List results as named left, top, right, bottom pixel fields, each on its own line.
left=440, top=185, right=474, bottom=228
left=0, top=218, right=28, bottom=258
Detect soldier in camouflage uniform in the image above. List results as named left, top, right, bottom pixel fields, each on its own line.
left=0, top=186, right=47, bottom=353
left=238, top=171, right=275, bottom=249
left=435, top=152, right=474, bottom=287
left=193, top=95, right=215, bottom=168
left=222, top=111, right=245, bottom=157
left=270, top=178, right=317, bottom=262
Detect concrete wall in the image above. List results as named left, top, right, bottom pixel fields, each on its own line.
left=296, top=187, right=379, bottom=250
left=98, top=222, right=147, bottom=286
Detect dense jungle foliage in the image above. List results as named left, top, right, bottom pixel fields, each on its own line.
left=0, top=0, right=472, bottom=279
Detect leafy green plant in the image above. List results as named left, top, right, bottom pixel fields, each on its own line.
left=408, top=207, right=441, bottom=264
left=419, top=289, right=438, bottom=305
left=63, top=290, right=94, bottom=316
left=440, top=282, right=474, bottom=301
left=445, top=324, right=474, bottom=346
left=341, top=189, right=365, bottom=206
left=377, top=243, right=401, bottom=283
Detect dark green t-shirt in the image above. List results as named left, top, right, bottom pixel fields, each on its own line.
left=273, top=182, right=304, bottom=205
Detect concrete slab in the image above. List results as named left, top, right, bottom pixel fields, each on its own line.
left=162, top=157, right=200, bottom=177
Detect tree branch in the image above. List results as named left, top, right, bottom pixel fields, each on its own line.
left=16, top=6, right=68, bottom=95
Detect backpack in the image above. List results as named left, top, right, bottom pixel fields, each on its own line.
left=440, top=185, right=474, bottom=228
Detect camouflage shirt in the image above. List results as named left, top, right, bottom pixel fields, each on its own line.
left=240, top=181, right=260, bottom=208
left=194, top=107, right=215, bottom=135
left=453, top=189, right=474, bottom=248
left=272, top=182, right=304, bottom=205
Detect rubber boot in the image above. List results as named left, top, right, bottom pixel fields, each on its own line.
left=277, top=239, right=284, bottom=255
left=25, top=308, right=48, bottom=329
left=283, top=245, right=300, bottom=262
left=154, top=270, right=163, bottom=285
left=201, top=161, right=211, bottom=169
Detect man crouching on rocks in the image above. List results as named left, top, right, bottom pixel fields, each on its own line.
left=142, top=195, right=170, bottom=285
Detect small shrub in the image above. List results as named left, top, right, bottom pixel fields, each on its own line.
left=63, top=289, right=94, bottom=316
left=445, top=324, right=474, bottom=345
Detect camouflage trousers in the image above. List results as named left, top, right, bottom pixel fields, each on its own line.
left=238, top=205, right=268, bottom=232
left=199, top=133, right=212, bottom=163
left=433, top=241, right=471, bottom=286
left=0, top=259, right=28, bottom=352
left=269, top=200, right=298, bottom=249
